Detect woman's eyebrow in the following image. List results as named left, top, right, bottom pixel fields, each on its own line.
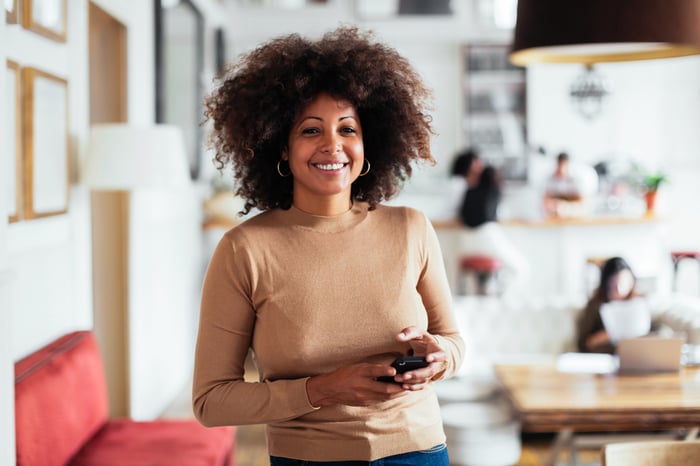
left=298, top=115, right=357, bottom=123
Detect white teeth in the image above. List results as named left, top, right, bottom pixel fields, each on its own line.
left=316, top=163, right=345, bottom=171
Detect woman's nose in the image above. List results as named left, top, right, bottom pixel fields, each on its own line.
left=321, top=134, right=340, bottom=153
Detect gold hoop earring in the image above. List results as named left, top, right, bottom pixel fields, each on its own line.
left=277, top=159, right=291, bottom=177
left=359, top=160, right=371, bottom=176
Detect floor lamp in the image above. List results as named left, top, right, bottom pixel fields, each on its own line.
left=83, top=124, right=191, bottom=418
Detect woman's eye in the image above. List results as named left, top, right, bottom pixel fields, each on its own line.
left=340, top=127, right=356, bottom=134
left=301, top=127, right=319, bottom=135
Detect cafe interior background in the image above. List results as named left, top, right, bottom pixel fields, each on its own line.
left=2, top=0, right=700, bottom=463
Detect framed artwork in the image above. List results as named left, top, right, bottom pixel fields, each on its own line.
left=6, top=61, right=21, bottom=222
left=5, top=0, right=19, bottom=23
left=22, top=67, right=69, bottom=219
left=155, top=0, right=205, bottom=181
left=21, top=0, right=67, bottom=42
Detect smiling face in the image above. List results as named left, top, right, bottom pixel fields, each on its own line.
left=282, top=93, right=364, bottom=215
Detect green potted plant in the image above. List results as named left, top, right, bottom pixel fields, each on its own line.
left=642, top=173, right=668, bottom=192
left=641, top=172, right=668, bottom=213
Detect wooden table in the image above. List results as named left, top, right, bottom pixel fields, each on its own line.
left=495, top=363, right=700, bottom=465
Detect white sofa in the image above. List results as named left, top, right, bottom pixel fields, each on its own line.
left=451, top=293, right=700, bottom=375
left=451, top=294, right=586, bottom=377
left=650, top=294, right=700, bottom=345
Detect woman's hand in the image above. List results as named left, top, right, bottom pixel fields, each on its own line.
left=393, top=326, right=447, bottom=389
left=305, top=326, right=448, bottom=407
left=306, top=363, right=408, bottom=408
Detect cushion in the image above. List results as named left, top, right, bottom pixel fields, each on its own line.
left=459, top=255, right=503, bottom=273
left=15, top=331, right=109, bottom=466
left=70, top=420, right=235, bottom=466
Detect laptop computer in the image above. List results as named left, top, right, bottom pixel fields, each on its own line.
left=600, top=297, right=651, bottom=342
left=616, top=337, right=684, bottom=374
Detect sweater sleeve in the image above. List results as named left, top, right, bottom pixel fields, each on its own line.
left=192, top=232, right=318, bottom=427
left=414, top=211, right=465, bottom=380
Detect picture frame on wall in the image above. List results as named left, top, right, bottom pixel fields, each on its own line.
left=6, top=61, right=21, bottom=223
left=5, top=0, right=19, bottom=23
left=22, top=67, right=69, bottom=219
left=22, top=0, right=67, bottom=42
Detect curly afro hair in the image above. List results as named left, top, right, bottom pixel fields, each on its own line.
left=205, top=26, right=435, bottom=214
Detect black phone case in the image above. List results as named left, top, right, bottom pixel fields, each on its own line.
left=378, top=356, right=429, bottom=383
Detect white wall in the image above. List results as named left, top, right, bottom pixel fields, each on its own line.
left=528, top=56, right=700, bottom=250
left=5, top=0, right=91, bottom=360
left=0, top=11, right=15, bottom=465
left=0, top=271, right=13, bottom=466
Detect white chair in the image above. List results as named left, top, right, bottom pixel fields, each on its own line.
left=601, top=440, right=700, bottom=466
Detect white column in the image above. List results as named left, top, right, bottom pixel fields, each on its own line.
left=0, top=269, right=16, bottom=466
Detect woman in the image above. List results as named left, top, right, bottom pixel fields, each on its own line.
left=452, top=160, right=529, bottom=296
left=459, top=164, right=501, bottom=228
left=193, top=27, right=464, bottom=465
left=577, top=257, right=639, bottom=353
left=444, top=147, right=482, bottom=225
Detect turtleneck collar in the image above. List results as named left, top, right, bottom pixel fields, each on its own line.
left=283, top=201, right=369, bottom=233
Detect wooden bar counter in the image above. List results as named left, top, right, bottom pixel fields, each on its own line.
left=432, top=213, right=661, bottom=230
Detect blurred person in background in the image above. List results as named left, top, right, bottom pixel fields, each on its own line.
left=543, top=152, right=585, bottom=218
left=577, top=256, right=650, bottom=353
left=451, top=155, right=529, bottom=296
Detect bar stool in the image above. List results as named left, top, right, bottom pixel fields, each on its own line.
left=457, top=255, right=503, bottom=295
left=671, top=251, right=700, bottom=292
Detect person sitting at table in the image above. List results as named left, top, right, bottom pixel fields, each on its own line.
left=543, top=152, right=585, bottom=218
left=577, top=257, right=642, bottom=354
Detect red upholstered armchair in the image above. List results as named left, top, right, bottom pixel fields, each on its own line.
left=15, top=330, right=235, bottom=466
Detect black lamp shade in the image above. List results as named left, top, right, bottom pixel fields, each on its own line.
left=511, top=0, right=700, bottom=65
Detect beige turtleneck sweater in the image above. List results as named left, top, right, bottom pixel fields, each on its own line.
left=193, top=202, right=464, bottom=461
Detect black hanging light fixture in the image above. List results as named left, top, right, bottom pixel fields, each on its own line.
left=509, top=0, right=700, bottom=120
left=568, top=65, right=610, bottom=121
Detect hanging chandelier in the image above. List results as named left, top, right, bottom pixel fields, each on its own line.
left=509, top=0, right=700, bottom=120
left=569, top=65, right=610, bottom=120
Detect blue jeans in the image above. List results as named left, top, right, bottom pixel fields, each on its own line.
left=270, top=443, right=449, bottom=466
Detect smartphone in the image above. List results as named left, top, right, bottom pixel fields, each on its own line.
left=378, top=355, right=429, bottom=383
